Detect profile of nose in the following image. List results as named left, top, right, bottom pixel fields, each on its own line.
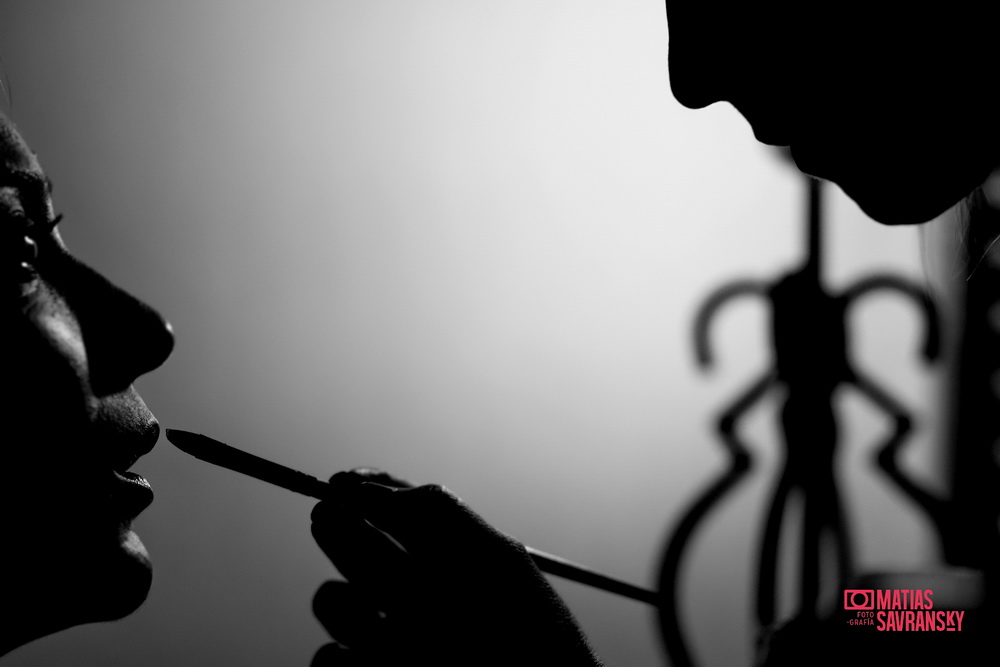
left=0, top=112, right=176, bottom=395
left=64, top=255, right=175, bottom=397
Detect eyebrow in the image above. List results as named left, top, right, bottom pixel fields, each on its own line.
left=5, top=168, right=52, bottom=197
left=6, top=168, right=52, bottom=195
left=1, top=168, right=57, bottom=226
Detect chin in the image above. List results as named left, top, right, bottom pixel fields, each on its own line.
left=824, top=165, right=959, bottom=225
left=789, top=140, right=985, bottom=226
left=0, top=528, right=153, bottom=654
left=73, top=528, right=154, bottom=623
left=847, top=185, right=965, bottom=226
left=104, top=529, right=154, bottom=619
left=37, top=526, right=155, bottom=631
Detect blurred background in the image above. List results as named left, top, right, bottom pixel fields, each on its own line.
left=1, top=2, right=950, bottom=665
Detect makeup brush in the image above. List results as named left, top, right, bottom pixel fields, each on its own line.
left=165, top=428, right=659, bottom=607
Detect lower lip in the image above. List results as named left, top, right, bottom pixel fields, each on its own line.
left=112, top=471, right=154, bottom=521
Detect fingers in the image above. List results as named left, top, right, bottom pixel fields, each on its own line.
left=312, top=580, right=383, bottom=650
left=310, top=499, right=412, bottom=607
left=316, top=471, right=531, bottom=580
left=350, top=483, right=458, bottom=551
left=329, top=468, right=415, bottom=493
left=309, top=471, right=602, bottom=666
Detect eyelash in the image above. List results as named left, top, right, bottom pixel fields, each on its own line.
left=37, top=213, right=63, bottom=236
left=14, top=213, right=62, bottom=291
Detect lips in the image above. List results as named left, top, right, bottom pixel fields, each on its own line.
left=94, top=398, right=160, bottom=524
left=98, top=398, right=160, bottom=474
left=85, top=390, right=161, bottom=524
left=110, top=470, right=154, bottom=524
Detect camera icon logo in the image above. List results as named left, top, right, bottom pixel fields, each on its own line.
left=843, top=589, right=875, bottom=610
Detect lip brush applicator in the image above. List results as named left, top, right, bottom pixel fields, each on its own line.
left=165, top=428, right=659, bottom=607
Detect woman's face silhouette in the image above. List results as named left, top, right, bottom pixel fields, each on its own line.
left=1, top=112, right=173, bottom=651
left=665, top=1, right=999, bottom=224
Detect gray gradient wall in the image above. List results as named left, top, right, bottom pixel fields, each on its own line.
left=2, top=2, right=944, bottom=665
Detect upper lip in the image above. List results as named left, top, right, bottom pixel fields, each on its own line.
left=84, top=392, right=160, bottom=521
left=94, top=391, right=161, bottom=474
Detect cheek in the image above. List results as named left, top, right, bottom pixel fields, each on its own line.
left=35, top=310, right=90, bottom=382
left=23, top=280, right=91, bottom=392
left=7, top=296, right=95, bottom=471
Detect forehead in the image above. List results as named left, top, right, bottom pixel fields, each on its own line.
left=0, top=114, right=45, bottom=181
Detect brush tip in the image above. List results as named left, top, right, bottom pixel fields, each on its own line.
left=164, top=427, right=185, bottom=441
left=164, top=428, right=204, bottom=453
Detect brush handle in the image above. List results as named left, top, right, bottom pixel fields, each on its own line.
left=526, top=547, right=660, bottom=607
left=166, top=429, right=659, bottom=606
left=216, top=445, right=330, bottom=499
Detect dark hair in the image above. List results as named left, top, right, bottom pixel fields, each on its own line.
left=956, top=181, right=1000, bottom=280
